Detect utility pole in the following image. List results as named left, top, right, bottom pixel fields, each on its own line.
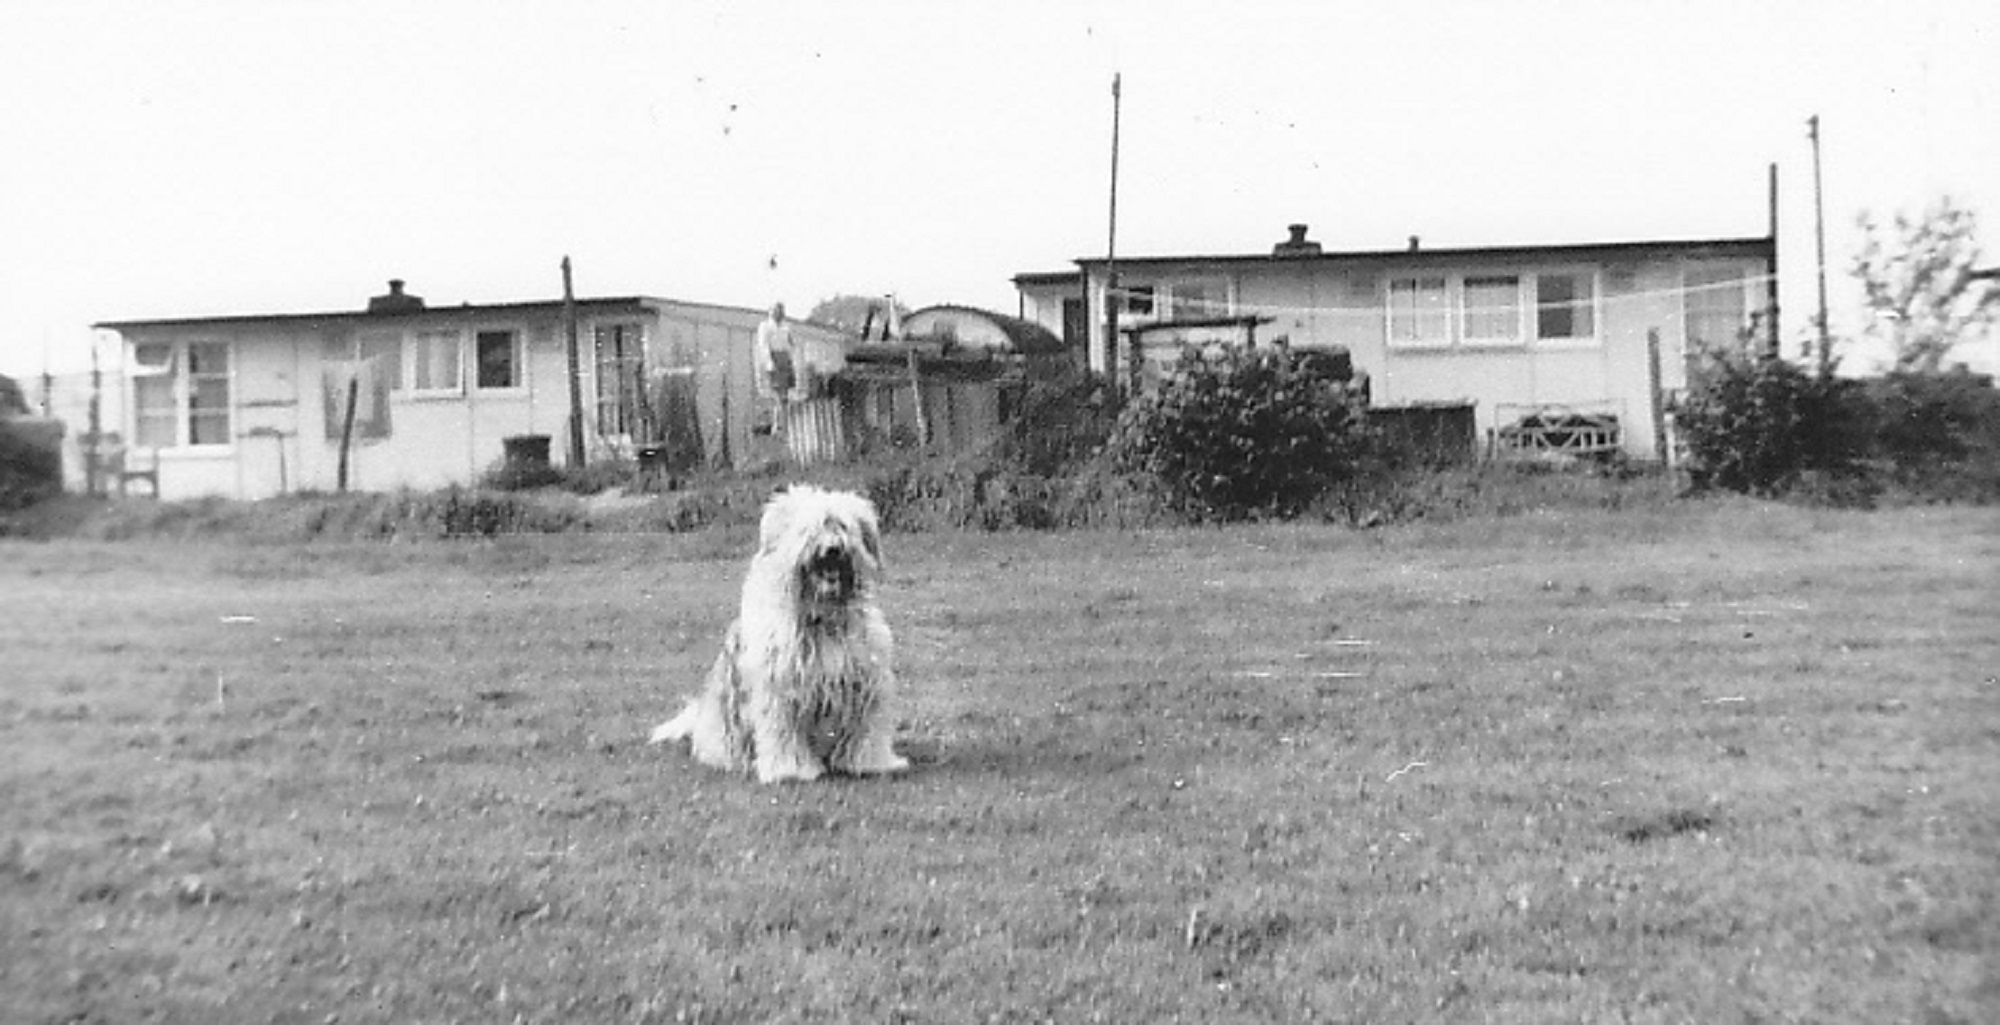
left=1766, top=162, right=1782, bottom=359
left=562, top=256, right=586, bottom=469
left=1808, top=115, right=1832, bottom=375
left=1103, top=72, right=1122, bottom=392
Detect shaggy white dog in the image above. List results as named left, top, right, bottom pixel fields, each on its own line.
left=649, top=484, right=908, bottom=783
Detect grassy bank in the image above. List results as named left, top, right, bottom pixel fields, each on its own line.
left=2, top=503, right=1996, bottom=1022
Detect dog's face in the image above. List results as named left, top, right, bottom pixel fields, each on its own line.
left=758, top=485, right=883, bottom=607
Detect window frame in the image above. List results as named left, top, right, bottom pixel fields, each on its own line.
left=1386, top=275, right=1452, bottom=349
left=405, top=327, right=464, bottom=397
left=1459, top=273, right=1526, bottom=347
left=127, top=338, right=233, bottom=451
left=473, top=326, right=526, bottom=391
left=1385, top=268, right=1603, bottom=351
left=1531, top=268, right=1602, bottom=347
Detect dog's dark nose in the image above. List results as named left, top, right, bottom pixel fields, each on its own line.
left=808, top=545, right=856, bottom=596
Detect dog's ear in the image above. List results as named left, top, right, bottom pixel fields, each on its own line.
left=854, top=498, right=884, bottom=568
left=758, top=487, right=799, bottom=555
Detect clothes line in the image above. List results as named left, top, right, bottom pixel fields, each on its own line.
left=1096, top=272, right=1778, bottom=322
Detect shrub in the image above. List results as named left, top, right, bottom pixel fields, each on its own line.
left=994, top=368, right=1125, bottom=478
left=0, top=419, right=63, bottom=512
left=1863, top=369, right=2000, bottom=502
left=1676, top=347, right=1871, bottom=500
left=1105, top=344, right=1371, bottom=521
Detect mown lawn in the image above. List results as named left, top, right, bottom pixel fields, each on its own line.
left=1, top=501, right=1995, bottom=1023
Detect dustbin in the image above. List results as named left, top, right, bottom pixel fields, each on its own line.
left=502, top=434, right=551, bottom=469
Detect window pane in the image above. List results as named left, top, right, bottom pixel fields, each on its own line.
left=189, top=411, right=230, bottom=446
left=188, top=342, right=228, bottom=376
left=1684, top=267, right=1747, bottom=351
left=133, top=343, right=174, bottom=371
left=1536, top=273, right=1594, bottom=339
left=1125, top=285, right=1154, bottom=316
left=476, top=330, right=518, bottom=388
left=1463, top=276, right=1521, bottom=340
left=413, top=331, right=460, bottom=390
left=134, top=377, right=176, bottom=448
left=1389, top=277, right=1448, bottom=343
left=359, top=334, right=402, bottom=391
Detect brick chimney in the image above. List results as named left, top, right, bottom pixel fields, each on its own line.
left=1273, top=223, right=1322, bottom=257
left=367, top=279, right=425, bottom=314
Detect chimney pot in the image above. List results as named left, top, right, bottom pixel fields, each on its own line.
left=368, top=278, right=425, bottom=314
left=1274, top=223, right=1322, bottom=257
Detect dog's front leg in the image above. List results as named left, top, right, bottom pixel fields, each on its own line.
left=749, top=694, right=825, bottom=783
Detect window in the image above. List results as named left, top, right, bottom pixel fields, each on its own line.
left=1461, top=275, right=1522, bottom=343
left=1388, top=276, right=1450, bottom=346
left=1389, top=270, right=1599, bottom=350
left=476, top=329, right=522, bottom=389
left=1535, top=272, right=1596, bottom=341
left=408, top=329, right=462, bottom=393
left=595, top=323, right=645, bottom=436
left=187, top=343, right=230, bottom=444
left=129, top=340, right=230, bottom=448
left=1684, top=266, right=1749, bottom=352
left=1123, top=284, right=1155, bottom=317
left=1167, top=280, right=1226, bottom=321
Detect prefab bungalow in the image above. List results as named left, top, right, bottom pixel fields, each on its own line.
left=1014, top=226, right=1778, bottom=461
left=95, top=281, right=845, bottom=500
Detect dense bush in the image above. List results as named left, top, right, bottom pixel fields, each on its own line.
left=0, top=419, right=63, bottom=512
left=993, top=368, right=1124, bottom=478
left=1105, top=344, right=1371, bottom=521
left=1863, top=369, right=2000, bottom=502
left=1676, top=347, right=1871, bottom=499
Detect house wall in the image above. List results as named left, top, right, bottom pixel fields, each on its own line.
left=115, top=306, right=679, bottom=500
left=1072, top=251, right=1771, bottom=460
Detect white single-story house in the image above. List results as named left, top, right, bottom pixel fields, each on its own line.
left=94, top=281, right=845, bottom=500
left=1014, top=226, right=1778, bottom=460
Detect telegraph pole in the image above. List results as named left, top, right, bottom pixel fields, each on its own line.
left=562, top=256, right=586, bottom=469
left=1808, top=115, right=1832, bottom=375
left=1103, top=72, right=1122, bottom=391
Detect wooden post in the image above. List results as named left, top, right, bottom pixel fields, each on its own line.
left=86, top=341, right=102, bottom=497
left=1646, top=328, right=1668, bottom=463
left=562, top=256, right=587, bottom=468
left=336, top=374, right=359, bottom=492
left=907, top=346, right=930, bottom=449
left=1766, top=161, right=1782, bottom=359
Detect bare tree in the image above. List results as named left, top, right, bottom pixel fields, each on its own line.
left=1852, top=196, right=1999, bottom=373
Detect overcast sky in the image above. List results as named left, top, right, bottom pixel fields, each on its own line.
left=1, top=0, right=1994, bottom=377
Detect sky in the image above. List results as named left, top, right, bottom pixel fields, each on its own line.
left=1, top=0, right=1994, bottom=378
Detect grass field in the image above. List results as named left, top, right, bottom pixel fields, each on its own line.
left=2, top=501, right=1996, bottom=1023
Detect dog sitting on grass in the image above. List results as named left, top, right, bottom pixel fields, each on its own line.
left=649, top=484, right=909, bottom=783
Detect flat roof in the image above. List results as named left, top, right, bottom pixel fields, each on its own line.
left=1016, top=234, right=1773, bottom=282
left=93, top=294, right=783, bottom=332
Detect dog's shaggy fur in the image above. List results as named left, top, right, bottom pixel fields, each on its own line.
left=648, top=484, right=908, bottom=783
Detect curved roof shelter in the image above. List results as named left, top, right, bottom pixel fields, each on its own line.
left=900, top=305, right=1065, bottom=357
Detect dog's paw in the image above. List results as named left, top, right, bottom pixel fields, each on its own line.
left=846, top=750, right=911, bottom=775
left=756, top=760, right=826, bottom=784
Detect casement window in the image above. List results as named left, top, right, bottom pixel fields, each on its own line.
left=475, top=329, right=523, bottom=390
left=1535, top=272, right=1597, bottom=341
left=129, top=340, right=231, bottom=449
left=1122, top=284, right=1155, bottom=317
left=594, top=322, right=645, bottom=436
left=408, top=329, right=463, bottom=394
left=1387, top=270, right=1600, bottom=349
left=1387, top=276, right=1450, bottom=346
left=1461, top=275, right=1523, bottom=344
left=1684, top=266, right=1751, bottom=352
left=1165, top=279, right=1228, bottom=320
